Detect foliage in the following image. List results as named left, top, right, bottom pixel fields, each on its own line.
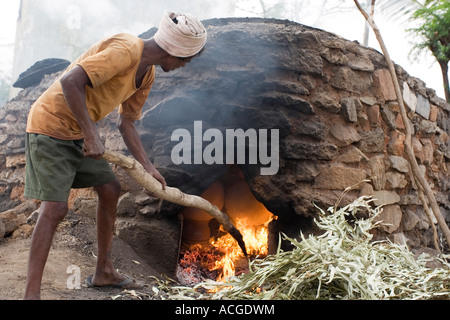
left=155, top=196, right=450, bottom=300
left=408, top=0, right=450, bottom=61
left=407, top=0, right=450, bottom=100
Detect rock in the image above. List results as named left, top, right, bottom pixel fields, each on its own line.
left=402, top=209, right=421, bottom=231
left=369, top=155, right=386, bottom=191
left=420, top=138, right=434, bottom=165
left=380, top=104, right=397, bottom=130
left=372, top=190, right=400, bottom=206
left=340, top=97, right=360, bottom=123
left=311, top=92, right=340, bottom=113
left=5, top=154, right=26, bottom=168
left=11, top=224, right=34, bottom=239
left=387, top=130, right=405, bottom=156
left=13, top=58, right=70, bottom=89
left=330, top=66, right=373, bottom=93
left=282, top=138, right=338, bottom=160
left=415, top=95, right=431, bottom=119
left=385, top=172, right=408, bottom=189
left=117, top=192, right=137, bottom=217
left=375, top=204, right=402, bottom=233
left=360, top=96, right=377, bottom=106
left=73, top=197, right=97, bottom=218
left=367, top=105, right=380, bottom=127
left=373, top=69, right=396, bottom=101
left=389, top=155, right=409, bottom=173
left=358, top=128, right=385, bottom=153
left=329, top=123, right=361, bottom=147
left=314, top=165, right=367, bottom=190
left=402, top=82, right=417, bottom=112
left=291, top=119, right=326, bottom=141
left=0, top=17, right=448, bottom=273
left=336, top=146, right=368, bottom=164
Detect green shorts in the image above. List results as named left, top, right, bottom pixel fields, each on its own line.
left=24, top=133, right=118, bottom=202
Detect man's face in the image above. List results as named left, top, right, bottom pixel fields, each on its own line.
left=161, top=55, right=195, bottom=72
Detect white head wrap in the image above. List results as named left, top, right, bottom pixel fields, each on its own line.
left=154, top=12, right=207, bottom=58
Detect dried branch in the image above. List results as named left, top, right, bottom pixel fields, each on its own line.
left=353, top=0, right=450, bottom=247
left=102, top=150, right=247, bottom=256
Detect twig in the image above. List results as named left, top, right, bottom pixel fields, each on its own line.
left=353, top=0, right=450, bottom=248
left=417, top=184, right=440, bottom=252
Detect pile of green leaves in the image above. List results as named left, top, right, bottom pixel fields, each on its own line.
left=160, top=196, right=450, bottom=300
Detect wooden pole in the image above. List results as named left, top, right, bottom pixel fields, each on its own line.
left=354, top=0, right=450, bottom=247
left=103, top=150, right=247, bottom=256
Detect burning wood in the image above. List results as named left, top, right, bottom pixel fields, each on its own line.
left=102, top=150, right=247, bottom=256
left=177, top=216, right=273, bottom=285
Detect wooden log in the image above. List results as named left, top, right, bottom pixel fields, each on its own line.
left=103, top=150, right=247, bottom=256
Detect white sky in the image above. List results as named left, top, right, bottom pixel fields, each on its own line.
left=0, top=0, right=446, bottom=100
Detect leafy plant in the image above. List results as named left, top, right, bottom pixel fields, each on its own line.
left=407, top=0, right=450, bottom=101
left=157, top=195, right=450, bottom=300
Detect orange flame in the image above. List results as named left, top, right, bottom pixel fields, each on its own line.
left=210, top=217, right=272, bottom=282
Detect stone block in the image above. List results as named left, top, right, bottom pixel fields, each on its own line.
left=402, top=209, right=420, bottom=231
left=282, top=139, right=338, bottom=160
left=402, top=82, right=417, bottom=112
left=380, top=104, right=397, bottom=130
left=336, top=146, right=369, bottom=164
left=358, top=128, right=385, bottom=153
left=73, top=197, right=97, bottom=218
left=372, top=190, right=400, bottom=206
left=373, top=69, right=396, bottom=101
left=340, top=97, right=359, bottom=123
left=420, top=138, right=434, bottom=165
left=385, top=172, right=407, bottom=189
left=330, top=66, right=373, bottom=94
left=329, top=123, right=361, bottom=147
left=375, top=204, right=402, bottom=233
left=387, top=130, right=405, bottom=156
left=369, top=155, right=386, bottom=191
left=429, top=104, right=438, bottom=122
left=314, top=165, right=367, bottom=190
left=367, top=105, right=380, bottom=127
left=311, top=92, right=340, bottom=113
left=5, top=154, right=26, bottom=168
left=389, top=155, right=409, bottom=173
left=415, top=95, right=431, bottom=119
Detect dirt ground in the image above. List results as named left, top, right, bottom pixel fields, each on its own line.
left=0, top=212, right=166, bottom=300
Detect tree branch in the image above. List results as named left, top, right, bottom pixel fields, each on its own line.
left=103, top=150, right=247, bottom=256
left=354, top=0, right=450, bottom=247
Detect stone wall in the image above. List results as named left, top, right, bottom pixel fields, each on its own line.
left=1, top=18, right=449, bottom=272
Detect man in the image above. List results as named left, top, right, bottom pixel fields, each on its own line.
left=23, top=12, right=207, bottom=300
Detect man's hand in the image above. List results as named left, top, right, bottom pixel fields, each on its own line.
left=148, top=166, right=167, bottom=190
left=82, top=131, right=105, bottom=160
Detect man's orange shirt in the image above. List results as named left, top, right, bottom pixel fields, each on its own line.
left=26, top=33, right=155, bottom=140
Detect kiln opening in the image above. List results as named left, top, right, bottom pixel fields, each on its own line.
left=177, top=165, right=277, bottom=285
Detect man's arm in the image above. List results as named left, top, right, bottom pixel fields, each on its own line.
left=118, top=115, right=167, bottom=189
left=60, top=66, right=104, bottom=160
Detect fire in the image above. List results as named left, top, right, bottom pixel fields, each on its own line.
left=177, top=215, right=273, bottom=286
left=177, top=171, right=274, bottom=286
left=210, top=217, right=271, bottom=282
